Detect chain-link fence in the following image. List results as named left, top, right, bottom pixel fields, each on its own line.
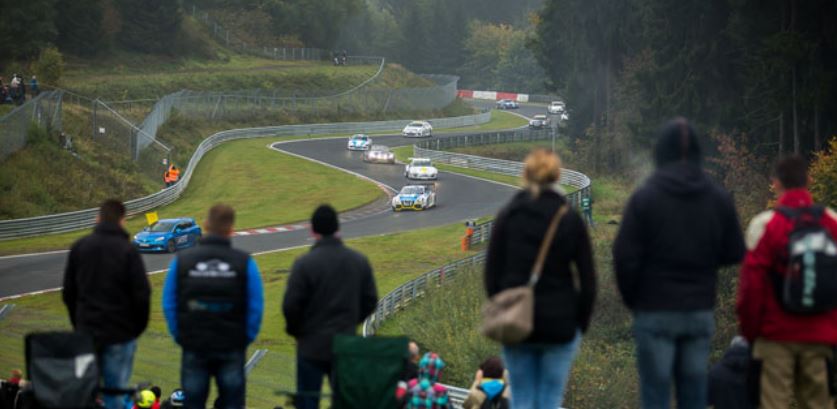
left=0, top=91, right=63, bottom=161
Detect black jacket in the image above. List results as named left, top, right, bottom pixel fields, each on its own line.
left=62, top=223, right=150, bottom=346
left=485, top=188, right=597, bottom=344
left=283, top=236, right=378, bottom=362
left=708, top=344, right=753, bottom=409
left=613, top=120, right=745, bottom=311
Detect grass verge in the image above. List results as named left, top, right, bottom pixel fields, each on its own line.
left=0, top=109, right=521, bottom=256
left=0, top=221, right=479, bottom=408
left=374, top=176, right=741, bottom=408
left=0, top=135, right=383, bottom=256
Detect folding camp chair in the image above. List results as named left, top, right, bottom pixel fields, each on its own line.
left=276, top=336, right=408, bottom=409
left=24, top=332, right=137, bottom=409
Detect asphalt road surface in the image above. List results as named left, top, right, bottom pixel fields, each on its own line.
left=0, top=103, right=543, bottom=299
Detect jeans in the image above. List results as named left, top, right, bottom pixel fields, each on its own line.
left=295, top=357, right=333, bottom=409
left=98, top=340, right=137, bottom=409
left=502, top=330, right=581, bottom=409
left=633, top=310, right=714, bottom=409
left=181, top=349, right=246, bottom=409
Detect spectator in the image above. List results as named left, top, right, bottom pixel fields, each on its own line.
left=282, top=204, right=378, bottom=409
left=736, top=155, right=837, bottom=409
left=133, top=390, right=156, bottom=409
left=484, top=148, right=596, bottom=409
left=708, top=336, right=753, bottom=409
left=0, top=85, right=7, bottom=105
left=613, top=118, right=746, bottom=409
left=581, top=194, right=594, bottom=226
left=163, top=204, right=264, bottom=409
left=149, top=386, right=162, bottom=409
left=29, top=76, right=38, bottom=97
left=404, top=341, right=420, bottom=381
left=6, top=370, right=21, bottom=386
left=160, top=389, right=184, bottom=409
left=462, top=357, right=510, bottom=409
left=399, top=352, right=452, bottom=409
left=62, top=199, right=151, bottom=409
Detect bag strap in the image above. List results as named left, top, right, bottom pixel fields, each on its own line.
left=528, top=204, right=569, bottom=287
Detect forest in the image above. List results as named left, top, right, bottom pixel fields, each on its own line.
left=2, top=0, right=836, bottom=180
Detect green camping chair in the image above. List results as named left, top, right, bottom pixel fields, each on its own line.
left=276, top=335, right=408, bottom=409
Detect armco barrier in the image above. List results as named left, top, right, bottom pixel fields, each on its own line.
left=362, top=252, right=486, bottom=407
left=0, top=111, right=491, bottom=240
left=413, top=128, right=592, bottom=209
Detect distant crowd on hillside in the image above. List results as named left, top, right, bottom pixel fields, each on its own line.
left=0, top=74, right=39, bottom=106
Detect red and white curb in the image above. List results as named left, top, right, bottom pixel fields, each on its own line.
left=457, top=89, right=531, bottom=103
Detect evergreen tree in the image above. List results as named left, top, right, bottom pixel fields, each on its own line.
left=0, top=0, right=58, bottom=60
left=116, top=0, right=183, bottom=54
left=56, top=0, right=105, bottom=56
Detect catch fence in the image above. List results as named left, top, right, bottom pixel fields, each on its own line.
left=0, top=91, right=63, bottom=161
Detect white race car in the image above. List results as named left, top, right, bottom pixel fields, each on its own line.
left=363, top=145, right=396, bottom=164
left=529, top=114, right=550, bottom=129
left=392, top=183, right=436, bottom=211
left=347, top=134, right=372, bottom=151
left=548, top=100, right=566, bottom=114
left=404, top=158, right=438, bottom=180
left=402, top=121, right=433, bottom=138
left=546, top=101, right=567, bottom=115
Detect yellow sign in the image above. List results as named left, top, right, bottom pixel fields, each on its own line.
left=145, top=212, right=159, bottom=226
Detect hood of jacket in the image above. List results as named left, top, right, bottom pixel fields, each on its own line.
left=649, top=161, right=711, bottom=197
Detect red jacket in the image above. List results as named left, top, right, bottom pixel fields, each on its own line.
left=737, top=188, right=837, bottom=344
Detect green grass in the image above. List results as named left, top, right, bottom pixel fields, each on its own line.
left=449, top=137, right=575, bottom=168
left=0, top=221, right=480, bottom=408
left=0, top=135, right=383, bottom=256
left=373, top=176, right=742, bottom=408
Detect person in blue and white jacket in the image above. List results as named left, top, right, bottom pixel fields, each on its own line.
left=162, top=204, right=264, bottom=409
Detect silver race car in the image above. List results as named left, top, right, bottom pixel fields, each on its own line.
left=402, top=121, right=433, bottom=138
left=363, top=145, right=396, bottom=164
left=392, top=183, right=437, bottom=211
left=404, top=158, right=438, bottom=180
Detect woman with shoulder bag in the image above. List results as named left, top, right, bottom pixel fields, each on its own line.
left=482, top=148, right=597, bottom=409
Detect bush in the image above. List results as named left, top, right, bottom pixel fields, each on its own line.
left=810, top=137, right=837, bottom=208
left=33, top=46, right=64, bottom=86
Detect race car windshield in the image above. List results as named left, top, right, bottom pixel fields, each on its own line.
left=371, top=146, right=389, bottom=152
left=408, top=122, right=424, bottom=127
left=352, top=135, right=367, bottom=140
left=401, top=187, right=424, bottom=195
left=412, top=160, right=431, bottom=166
left=534, top=115, right=546, bottom=120
left=148, top=221, right=176, bottom=232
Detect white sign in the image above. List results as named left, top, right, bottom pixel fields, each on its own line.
left=98, top=127, right=106, bottom=134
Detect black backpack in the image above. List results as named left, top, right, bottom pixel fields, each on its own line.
left=477, top=385, right=509, bottom=409
left=773, top=206, right=837, bottom=315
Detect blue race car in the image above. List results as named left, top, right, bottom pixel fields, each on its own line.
left=133, top=218, right=202, bottom=253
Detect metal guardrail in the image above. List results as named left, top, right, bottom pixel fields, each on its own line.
left=0, top=111, right=491, bottom=240
left=414, top=128, right=593, bottom=209
left=362, top=252, right=486, bottom=407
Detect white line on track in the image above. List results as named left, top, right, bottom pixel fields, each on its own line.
left=0, top=249, right=70, bottom=260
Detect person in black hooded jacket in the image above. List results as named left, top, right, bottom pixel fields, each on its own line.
left=708, top=336, right=754, bottom=409
left=613, top=117, right=745, bottom=409
left=63, top=199, right=150, bottom=409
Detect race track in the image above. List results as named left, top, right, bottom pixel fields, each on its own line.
left=0, top=102, right=546, bottom=299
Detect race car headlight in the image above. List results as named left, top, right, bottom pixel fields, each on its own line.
left=155, top=236, right=166, bottom=242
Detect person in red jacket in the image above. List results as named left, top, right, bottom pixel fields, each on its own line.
left=737, top=155, right=837, bottom=409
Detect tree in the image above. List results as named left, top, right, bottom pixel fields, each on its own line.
left=0, top=0, right=58, bottom=60
left=33, top=46, right=65, bottom=85
left=55, top=0, right=105, bottom=56
left=810, top=137, right=837, bottom=208
left=116, top=0, right=183, bottom=54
